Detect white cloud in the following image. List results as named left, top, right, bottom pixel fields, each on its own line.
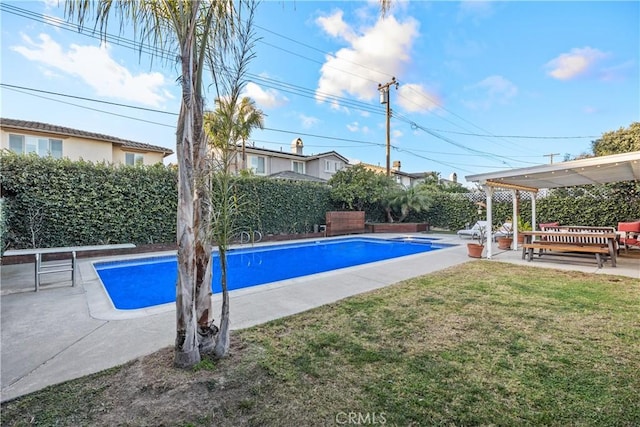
left=315, top=12, right=419, bottom=105
left=346, top=121, right=371, bottom=134
left=545, top=47, right=607, bottom=80
left=599, top=60, right=635, bottom=82
left=463, top=75, right=518, bottom=110
left=457, top=1, right=495, bottom=23
left=11, top=33, right=168, bottom=107
left=316, top=10, right=357, bottom=42
left=397, top=83, right=441, bottom=113
left=42, top=0, right=59, bottom=8
left=242, top=82, right=288, bottom=109
left=298, top=113, right=319, bottom=129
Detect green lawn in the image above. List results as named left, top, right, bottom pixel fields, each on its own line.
left=2, top=261, right=639, bottom=426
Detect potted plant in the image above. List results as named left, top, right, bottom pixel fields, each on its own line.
left=467, top=224, right=486, bottom=258
left=495, top=221, right=513, bottom=250
left=516, top=216, right=532, bottom=244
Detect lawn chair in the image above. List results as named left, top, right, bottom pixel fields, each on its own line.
left=617, top=221, right=640, bottom=254
left=493, top=221, right=513, bottom=241
left=457, top=220, right=488, bottom=239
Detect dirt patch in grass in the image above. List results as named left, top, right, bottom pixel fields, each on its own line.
left=2, top=261, right=639, bottom=426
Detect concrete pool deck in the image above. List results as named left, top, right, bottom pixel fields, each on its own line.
left=1, top=233, right=638, bottom=402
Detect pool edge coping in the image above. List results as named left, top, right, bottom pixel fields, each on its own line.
left=81, top=234, right=461, bottom=320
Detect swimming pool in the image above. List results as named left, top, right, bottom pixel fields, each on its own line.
left=94, top=237, right=452, bottom=310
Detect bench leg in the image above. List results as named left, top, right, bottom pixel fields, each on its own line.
left=72, top=251, right=77, bottom=287
left=527, top=248, right=534, bottom=261
left=608, top=241, right=617, bottom=267
left=595, top=253, right=603, bottom=268
left=35, top=253, right=40, bottom=292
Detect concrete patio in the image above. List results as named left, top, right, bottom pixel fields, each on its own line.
left=1, top=233, right=638, bottom=402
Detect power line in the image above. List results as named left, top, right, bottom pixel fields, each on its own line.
left=2, top=3, right=599, bottom=142
left=2, top=83, right=392, bottom=147
left=2, top=86, right=176, bottom=128
left=3, top=82, right=543, bottom=175
left=2, top=3, right=583, bottom=174
left=1, top=83, right=177, bottom=115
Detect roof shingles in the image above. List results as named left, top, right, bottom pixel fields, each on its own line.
left=0, top=118, right=173, bottom=155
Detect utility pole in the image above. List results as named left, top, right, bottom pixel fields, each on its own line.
left=543, top=153, right=560, bottom=164
left=378, top=77, right=398, bottom=176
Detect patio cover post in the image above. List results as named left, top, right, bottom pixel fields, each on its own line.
left=511, top=189, right=518, bottom=250
left=531, top=192, right=537, bottom=237
left=483, top=185, right=494, bottom=259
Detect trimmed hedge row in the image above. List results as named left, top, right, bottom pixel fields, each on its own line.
left=409, top=186, right=640, bottom=231
left=233, top=177, right=332, bottom=235
left=0, top=154, right=333, bottom=249
left=1, top=154, right=177, bottom=248
left=1, top=153, right=638, bottom=250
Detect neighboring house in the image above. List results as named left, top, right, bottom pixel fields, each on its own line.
left=360, top=161, right=439, bottom=188
left=0, top=118, right=173, bottom=165
left=229, top=138, right=348, bottom=181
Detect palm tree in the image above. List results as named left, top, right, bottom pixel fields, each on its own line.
left=235, top=97, right=265, bottom=171
left=383, top=186, right=431, bottom=223
left=64, top=0, right=238, bottom=368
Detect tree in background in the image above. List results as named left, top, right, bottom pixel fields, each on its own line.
left=328, top=164, right=395, bottom=212
left=65, top=0, right=241, bottom=368
left=591, top=122, right=640, bottom=217
left=382, top=186, right=432, bottom=223
left=235, top=97, right=265, bottom=171
left=592, top=122, right=640, bottom=156
left=203, top=2, right=258, bottom=358
left=418, top=172, right=469, bottom=194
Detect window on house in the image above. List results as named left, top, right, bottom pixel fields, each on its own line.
left=250, top=155, right=266, bottom=174
left=324, top=160, right=331, bottom=172
left=292, top=161, right=305, bottom=174
left=9, top=134, right=63, bottom=158
left=125, top=153, right=144, bottom=165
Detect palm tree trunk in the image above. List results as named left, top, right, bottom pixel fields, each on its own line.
left=214, top=247, right=230, bottom=357
left=175, top=91, right=200, bottom=367
left=175, top=8, right=214, bottom=367
left=241, top=138, right=247, bottom=171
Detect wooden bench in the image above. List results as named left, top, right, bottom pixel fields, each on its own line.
left=325, top=211, right=366, bottom=237
left=521, top=230, right=617, bottom=268
left=3, top=244, right=136, bottom=291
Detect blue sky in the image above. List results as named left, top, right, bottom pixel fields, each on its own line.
left=1, top=1, right=638, bottom=186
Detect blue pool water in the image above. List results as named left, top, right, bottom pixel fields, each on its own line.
left=94, top=237, right=452, bottom=310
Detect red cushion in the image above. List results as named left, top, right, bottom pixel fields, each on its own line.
left=618, top=221, right=640, bottom=232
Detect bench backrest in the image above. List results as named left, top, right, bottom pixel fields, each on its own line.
left=542, top=226, right=615, bottom=245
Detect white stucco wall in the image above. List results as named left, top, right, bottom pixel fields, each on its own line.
left=1, top=128, right=166, bottom=165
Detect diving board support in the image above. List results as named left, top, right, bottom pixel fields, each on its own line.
left=3, top=244, right=136, bottom=291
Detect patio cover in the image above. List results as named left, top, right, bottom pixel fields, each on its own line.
left=465, top=151, right=640, bottom=258
left=466, top=150, right=640, bottom=191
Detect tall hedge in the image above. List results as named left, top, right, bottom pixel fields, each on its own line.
left=0, top=153, right=333, bottom=249
left=2, top=153, right=638, bottom=250
left=233, top=177, right=332, bottom=235
left=1, top=153, right=177, bottom=248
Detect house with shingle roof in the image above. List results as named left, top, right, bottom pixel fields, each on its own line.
left=358, top=161, right=443, bottom=188
left=0, top=118, right=173, bottom=165
left=226, top=137, right=349, bottom=182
